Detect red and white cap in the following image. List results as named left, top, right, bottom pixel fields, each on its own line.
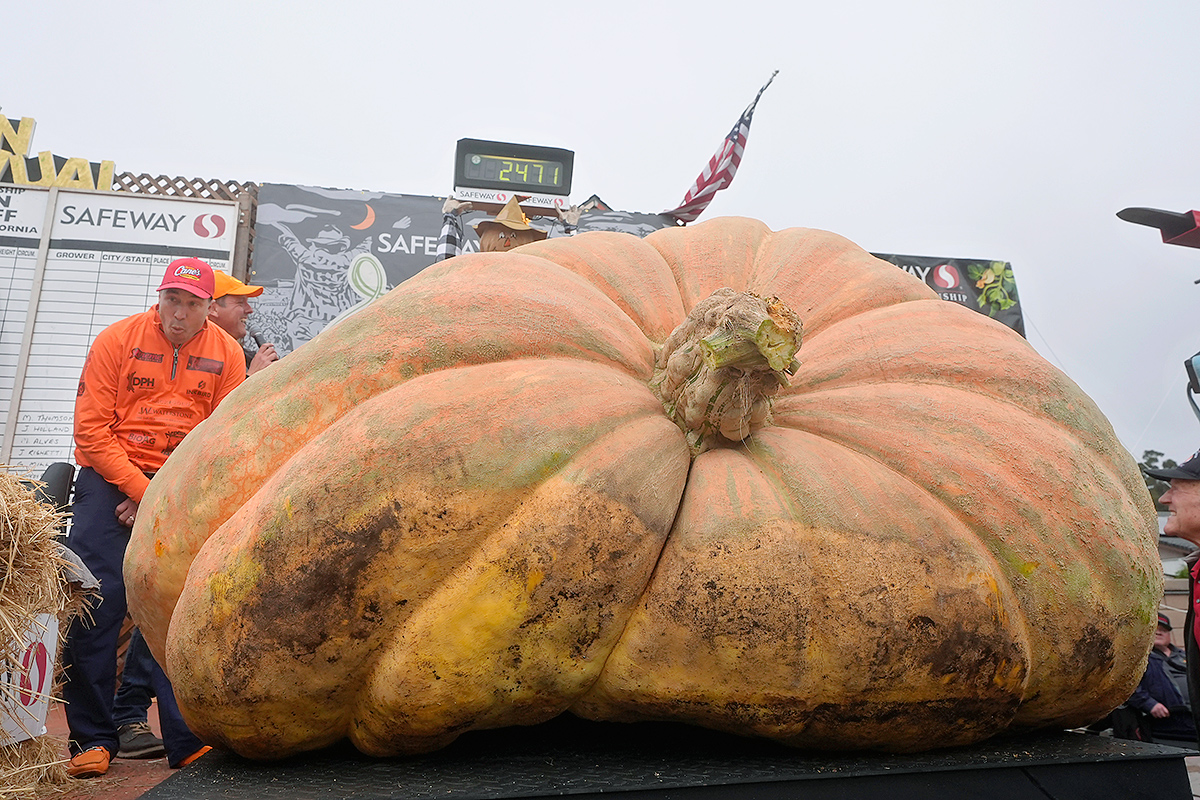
left=158, top=257, right=216, bottom=298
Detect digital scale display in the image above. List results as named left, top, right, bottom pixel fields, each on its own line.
left=463, top=153, right=564, bottom=190
left=454, top=138, right=574, bottom=197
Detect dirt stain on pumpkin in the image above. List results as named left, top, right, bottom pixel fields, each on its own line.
left=1071, top=624, right=1115, bottom=680
left=216, top=500, right=405, bottom=694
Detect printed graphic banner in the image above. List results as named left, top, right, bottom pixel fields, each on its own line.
left=250, top=184, right=680, bottom=355
left=872, top=253, right=1025, bottom=337
left=250, top=185, right=465, bottom=354
left=251, top=184, right=1024, bottom=355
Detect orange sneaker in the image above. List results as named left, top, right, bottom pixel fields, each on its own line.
left=67, top=745, right=111, bottom=778
left=173, top=745, right=212, bottom=768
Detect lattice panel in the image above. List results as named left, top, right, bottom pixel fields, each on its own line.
left=111, top=172, right=257, bottom=202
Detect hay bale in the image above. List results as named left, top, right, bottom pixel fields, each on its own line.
left=0, top=468, right=96, bottom=797
left=0, top=735, right=70, bottom=798
left=0, top=469, right=72, bottom=662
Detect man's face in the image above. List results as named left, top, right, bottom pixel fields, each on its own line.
left=1154, top=625, right=1172, bottom=652
left=1160, top=479, right=1200, bottom=544
left=158, top=288, right=213, bottom=347
left=209, top=294, right=253, bottom=340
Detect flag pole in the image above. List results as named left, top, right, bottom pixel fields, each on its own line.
left=663, top=71, right=779, bottom=225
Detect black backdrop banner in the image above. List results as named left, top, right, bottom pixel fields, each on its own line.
left=871, top=253, right=1025, bottom=337
left=250, top=184, right=474, bottom=354
left=249, top=184, right=1023, bottom=354
left=249, top=184, right=679, bottom=354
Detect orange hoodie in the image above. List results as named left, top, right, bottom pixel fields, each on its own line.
left=74, top=306, right=246, bottom=502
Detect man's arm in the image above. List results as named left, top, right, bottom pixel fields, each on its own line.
left=74, top=326, right=152, bottom=502
left=1126, top=671, right=1168, bottom=716
left=436, top=198, right=471, bottom=262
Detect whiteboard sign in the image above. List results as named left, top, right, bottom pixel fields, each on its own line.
left=0, top=186, right=237, bottom=474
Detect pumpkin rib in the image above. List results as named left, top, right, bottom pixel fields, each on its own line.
left=349, top=413, right=689, bottom=756
left=773, top=381, right=1156, bottom=568
left=781, top=374, right=1121, bottom=466
left=743, top=420, right=1151, bottom=734
left=744, top=225, right=938, bottom=339
left=162, top=358, right=690, bottom=757
left=643, top=217, right=775, bottom=312
left=127, top=253, right=665, bottom=650
left=375, top=251, right=661, bottom=379
left=744, top=427, right=1037, bottom=702
left=784, top=298, right=1126, bottom=458
left=767, top=382, right=1158, bottom=723
left=579, top=437, right=1033, bottom=750
left=512, top=231, right=688, bottom=345
left=773, top=380, right=1146, bottom=545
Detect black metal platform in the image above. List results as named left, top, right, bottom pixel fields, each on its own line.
left=142, top=716, right=1196, bottom=800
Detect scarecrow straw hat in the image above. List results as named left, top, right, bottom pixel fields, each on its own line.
left=472, top=197, right=548, bottom=241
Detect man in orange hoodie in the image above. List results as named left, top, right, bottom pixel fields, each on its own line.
left=63, top=257, right=246, bottom=779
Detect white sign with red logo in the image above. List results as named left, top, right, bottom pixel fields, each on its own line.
left=0, top=613, right=59, bottom=746
left=52, top=189, right=236, bottom=257
left=452, top=186, right=570, bottom=210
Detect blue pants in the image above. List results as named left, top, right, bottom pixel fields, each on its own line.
left=62, top=467, right=204, bottom=765
left=113, top=627, right=156, bottom=727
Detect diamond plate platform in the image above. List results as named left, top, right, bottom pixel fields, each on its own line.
left=141, top=716, right=1196, bottom=800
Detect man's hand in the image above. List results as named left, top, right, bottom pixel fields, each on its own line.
left=556, top=205, right=582, bottom=227
left=115, top=497, right=140, bottom=528
left=249, top=344, right=280, bottom=376
left=1151, top=702, right=1171, bottom=719
left=442, top=198, right=473, bottom=216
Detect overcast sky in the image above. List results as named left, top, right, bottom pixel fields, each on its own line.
left=10, top=0, right=1200, bottom=463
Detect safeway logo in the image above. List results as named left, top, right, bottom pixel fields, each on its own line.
left=193, top=214, right=227, bottom=239
left=932, top=264, right=961, bottom=289
left=18, top=641, right=50, bottom=706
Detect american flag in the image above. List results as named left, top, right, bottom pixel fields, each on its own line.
left=664, top=71, right=778, bottom=224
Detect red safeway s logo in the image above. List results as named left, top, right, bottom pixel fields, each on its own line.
left=19, top=641, right=49, bottom=706
left=932, top=264, right=961, bottom=289
left=194, top=214, right=227, bottom=239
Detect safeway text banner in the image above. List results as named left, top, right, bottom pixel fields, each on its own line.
left=50, top=190, right=235, bottom=258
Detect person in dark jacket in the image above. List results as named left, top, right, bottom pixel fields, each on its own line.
left=1126, top=613, right=1196, bottom=744
left=1144, top=450, right=1200, bottom=748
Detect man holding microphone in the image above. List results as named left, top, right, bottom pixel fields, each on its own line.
left=208, top=270, right=279, bottom=375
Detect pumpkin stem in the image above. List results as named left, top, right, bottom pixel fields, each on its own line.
left=651, top=288, right=802, bottom=455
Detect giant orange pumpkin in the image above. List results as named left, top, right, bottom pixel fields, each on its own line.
left=125, top=217, right=1160, bottom=759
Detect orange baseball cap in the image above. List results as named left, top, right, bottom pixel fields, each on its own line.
left=213, top=270, right=264, bottom=299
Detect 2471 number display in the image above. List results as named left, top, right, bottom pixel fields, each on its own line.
left=464, top=153, right=564, bottom=190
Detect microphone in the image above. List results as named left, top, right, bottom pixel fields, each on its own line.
left=246, top=322, right=267, bottom=347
